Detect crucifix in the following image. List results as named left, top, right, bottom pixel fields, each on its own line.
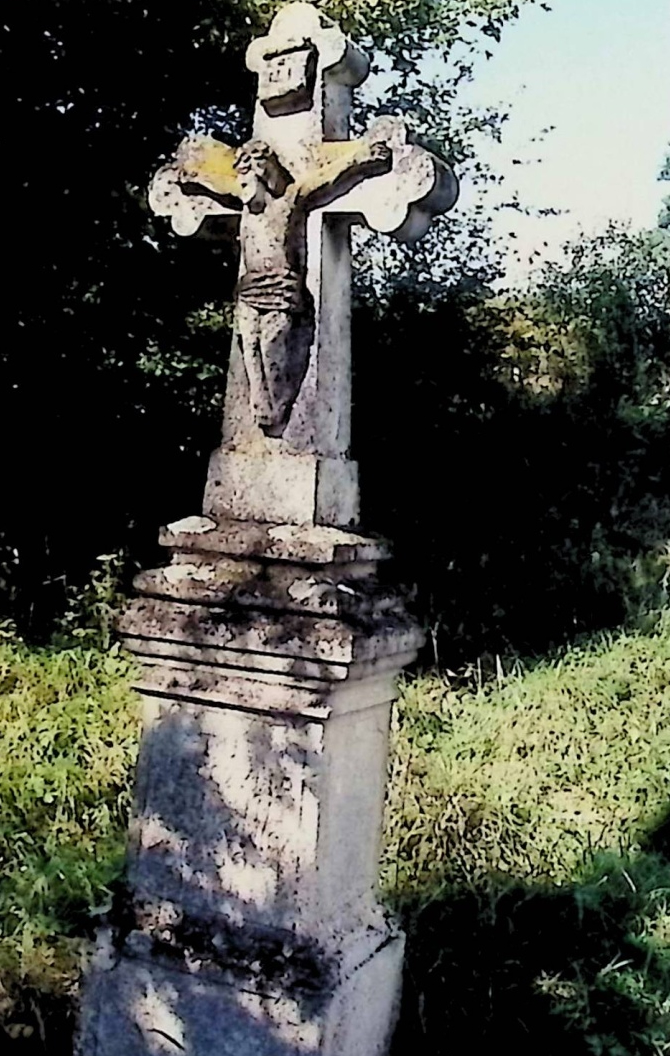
left=149, top=0, right=458, bottom=528
left=78, top=7, right=459, bottom=1056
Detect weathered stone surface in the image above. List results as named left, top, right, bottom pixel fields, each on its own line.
left=131, top=660, right=401, bottom=718
left=123, top=637, right=419, bottom=686
left=78, top=924, right=404, bottom=1056
left=159, top=517, right=392, bottom=565
left=148, top=0, right=459, bottom=526
left=203, top=448, right=360, bottom=528
left=105, top=520, right=420, bottom=1055
left=132, top=660, right=334, bottom=717
left=151, top=43, right=390, bottom=445
left=126, top=692, right=394, bottom=933
left=134, top=560, right=404, bottom=619
left=119, top=597, right=423, bottom=667
left=322, top=115, right=459, bottom=243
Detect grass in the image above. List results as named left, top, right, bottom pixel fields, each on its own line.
left=0, top=638, right=139, bottom=1048
left=0, top=612, right=668, bottom=1052
left=384, top=610, right=670, bottom=895
left=384, top=609, right=670, bottom=1055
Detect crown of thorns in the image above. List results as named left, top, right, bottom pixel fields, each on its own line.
left=234, top=141, right=274, bottom=169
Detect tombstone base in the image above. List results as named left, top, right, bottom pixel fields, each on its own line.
left=78, top=924, right=404, bottom=1056
left=78, top=514, right=421, bottom=1056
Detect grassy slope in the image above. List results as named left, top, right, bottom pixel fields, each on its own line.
left=385, top=611, right=670, bottom=894
left=385, top=610, right=670, bottom=1055
left=0, top=613, right=668, bottom=1052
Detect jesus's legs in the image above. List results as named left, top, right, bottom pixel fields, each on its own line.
left=258, top=307, right=312, bottom=437
left=237, top=300, right=313, bottom=437
left=237, top=301, right=274, bottom=431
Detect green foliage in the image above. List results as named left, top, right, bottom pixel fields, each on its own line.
left=479, top=224, right=670, bottom=410
left=392, top=852, right=670, bottom=1056
left=0, top=640, right=138, bottom=1043
left=384, top=610, right=670, bottom=894
left=484, top=225, right=670, bottom=631
left=54, top=553, right=128, bottom=651
left=353, top=221, right=670, bottom=663
left=0, top=540, right=19, bottom=626
left=385, top=611, right=670, bottom=1054
left=236, top=0, right=526, bottom=56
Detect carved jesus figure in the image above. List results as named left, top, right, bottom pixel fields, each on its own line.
left=175, top=135, right=392, bottom=437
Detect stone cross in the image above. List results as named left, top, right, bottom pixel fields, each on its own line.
left=78, top=7, right=458, bottom=1056
left=149, top=0, right=458, bottom=528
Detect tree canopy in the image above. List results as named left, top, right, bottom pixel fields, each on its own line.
left=4, top=0, right=533, bottom=629
left=4, top=0, right=667, bottom=664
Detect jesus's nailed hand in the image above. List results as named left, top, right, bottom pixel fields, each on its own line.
left=369, top=141, right=393, bottom=166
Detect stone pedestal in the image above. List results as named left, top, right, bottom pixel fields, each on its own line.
left=77, top=515, right=422, bottom=1056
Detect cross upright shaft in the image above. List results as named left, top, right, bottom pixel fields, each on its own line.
left=224, top=2, right=371, bottom=463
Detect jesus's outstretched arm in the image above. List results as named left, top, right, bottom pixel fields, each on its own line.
left=297, top=139, right=392, bottom=211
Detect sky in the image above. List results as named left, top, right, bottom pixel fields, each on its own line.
left=456, top=0, right=670, bottom=282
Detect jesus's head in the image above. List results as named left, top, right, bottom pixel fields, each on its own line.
left=235, top=141, right=292, bottom=211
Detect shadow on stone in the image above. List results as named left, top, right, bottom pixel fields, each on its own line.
left=78, top=683, right=403, bottom=1056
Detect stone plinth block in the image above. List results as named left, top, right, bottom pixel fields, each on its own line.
left=125, top=683, right=395, bottom=938
left=159, top=517, right=391, bottom=564
left=78, top=923, right=404, bottom=1056
left=204, top=448, right=359, bottom=529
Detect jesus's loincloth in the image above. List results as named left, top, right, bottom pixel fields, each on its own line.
left=236, top=269, right=308, bottom=313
